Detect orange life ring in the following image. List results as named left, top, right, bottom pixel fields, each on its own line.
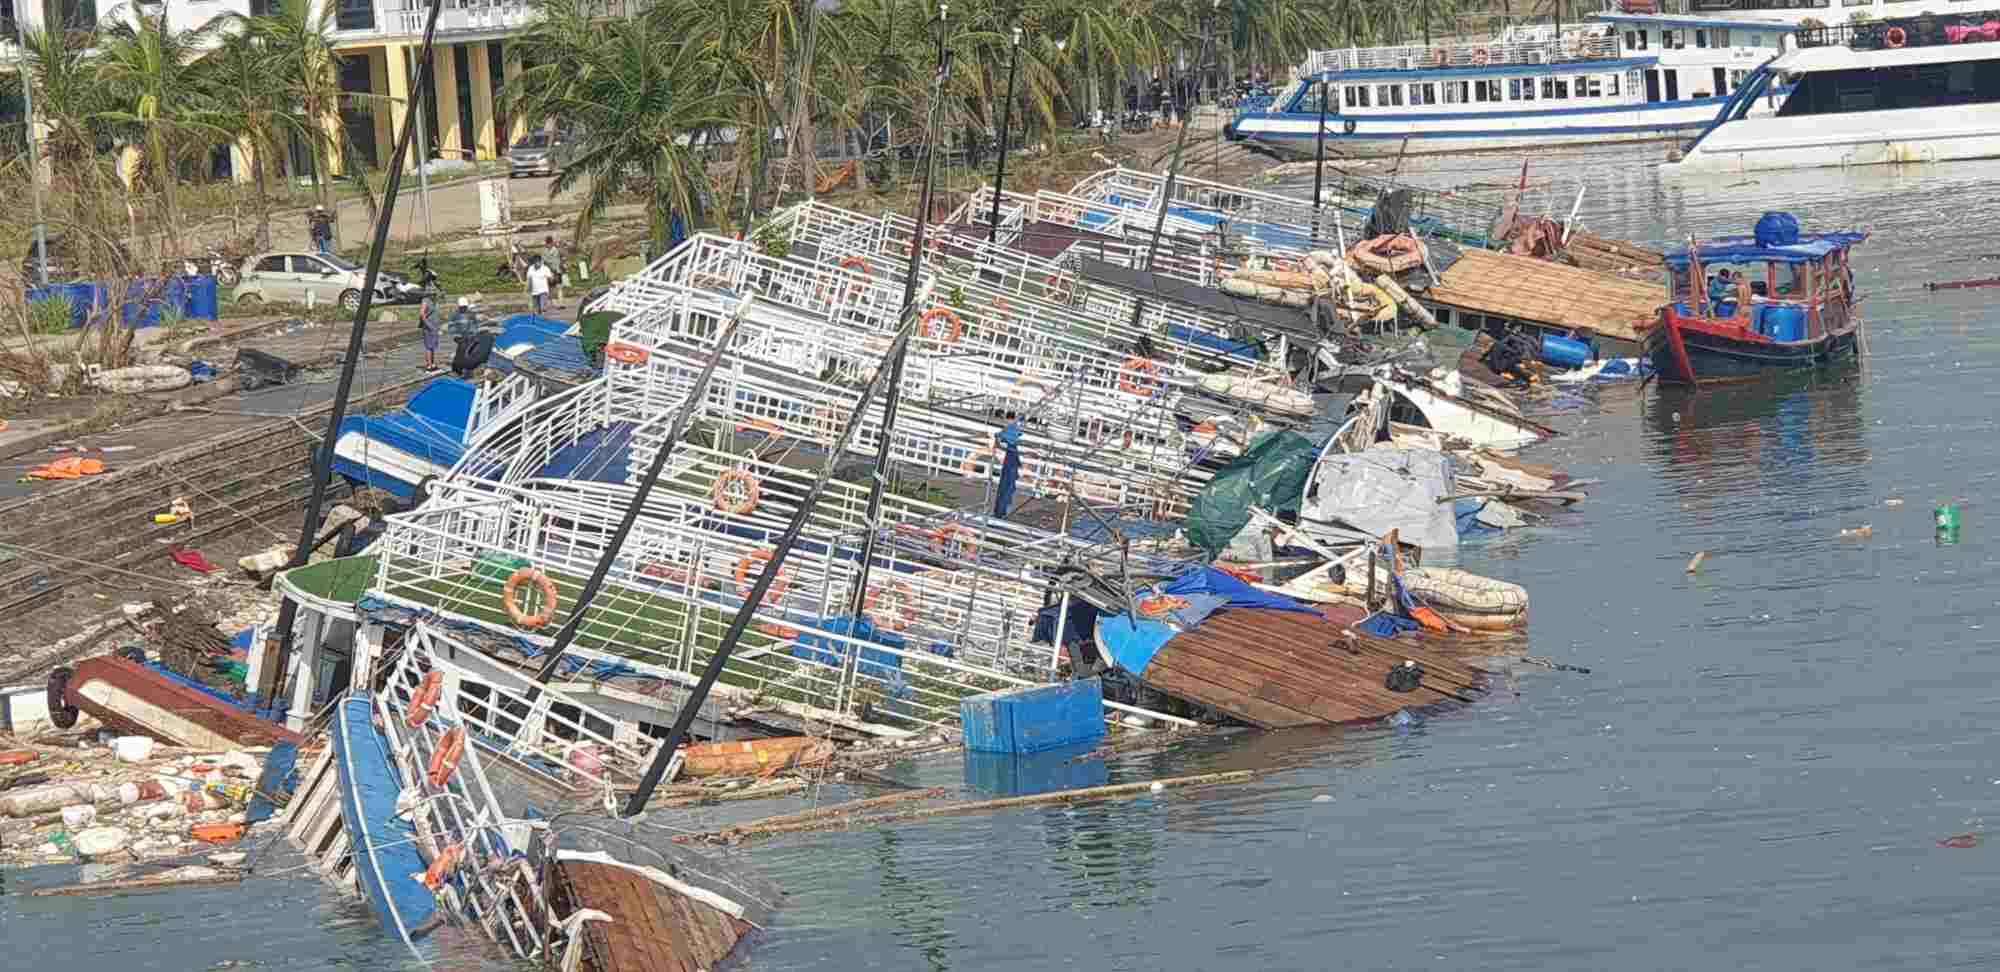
left=815, top=256, right=873, bottom=302
left=840, top=255, right=872, bottom=277
left=1137, top=595, right=1191, bottom=619
left=423, top=841, right=465, bottom=891
left=605, top=342, right=649, bottom=366
left=190, top=822, right=245, bottom=844
left=1044, top=272, right=1076, bottom=305
left=864, top=582, right=919, bottom=631
left=920, top=307, right=964, bottom=343
left=404, top=670, right=444, bottom=728
left=1471, top=47, right=1490, bottom=65
left=641, top=562, right=691, bottom=585
left=1118, top=357, right=1161, bottom=397
left=1885, top=26, right=1907, bottom=48
left=735, top=418, right=784, bottom=436
left=734, top=549, right=791, bottom=601
left=0, top=751, right=36, bottom=767
left=712, top=469, right=761, bottom=515
left=428, top=726, right=466, bottom=788
left=930, top=524, right=979, bottom=561
left=502, top=568, right=559, bottom=630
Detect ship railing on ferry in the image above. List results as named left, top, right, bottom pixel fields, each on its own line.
left=1301, top=30, right=1621, bottom=75
left=1792, top=10, right=2000, bottom=50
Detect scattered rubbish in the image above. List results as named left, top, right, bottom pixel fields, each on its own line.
left=21, top=456, right=107, bottom=482
left=1149, top=781, right=1166, bottom=792
left=1311, top=794, right=1333, bottom=803
left=1522, top=656, right=1593, bottom=675
left=233, top=348, right=301, bottom=389
left=209, top=850, right=247, bottom=867
left=153, top=497, right=195, bottom=526
left=1940, top=833, right=1981, bottom=849
left=96, top=365, right=193, bottom=394
left=1686, top=551, right=1708, bottom=574
left=1885, top=498, right=1904, bottom=507
left=72, top=825, right=131, bottom=857
left=1936, top=504, right=1962, bottom=531
left=1839, top=525, right=1873, bottom=539
left=61, top=804, right=98, bottom=829
left=188, top=360, right=218, bottom=383
left=678, top=737, right=836, bottom=778
left=190, top=822, right=245, bottom=845
left=30, top=864, right=236, bottom=898
left=167, top=547, right=221, bottom=574
left=1384, top=660, right=1425, bottom=693
left=112, top=736, right=157, bottom=763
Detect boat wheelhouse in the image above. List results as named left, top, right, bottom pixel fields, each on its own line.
left=1646, top=217, right=1866, bottom=384
left=1669, top=8, right=2000, bottom=172
left=1228, top=8, right=1794, bottom=157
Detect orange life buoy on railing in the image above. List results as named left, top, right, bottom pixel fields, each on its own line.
left=641, top=562, right=692, bottom=586
left=1044, top=272, right=1077, bottom=305
left=839, top=255, right=872, bottom=278
left=1118, top=357, right=1162, bottom=397
left=605, top=342, right=649, bottom=366
left=930, top=524, right=979, bottom=562
left=734, top=549, right=792, bottom=601
left=865, top=582, right=919, bottom=631
left=428, top=726, right=466, bottom=788
left=502, top=568, right=559, bottom=630
left=712, top=469, right=762, bottom=515
left=404, top=670, right=443, bottom=728
left=1137, top=594, right=1192, bottom=619
left=920, top=307, right=964, bottom=343
left=423, top=841, right=465, bottom=891
left=1885, top=26, right=1907, bottom=47
left=1471, top=47, right=1490, bottom=65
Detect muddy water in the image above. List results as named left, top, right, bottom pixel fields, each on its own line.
left=12, top=146, right=2000, bottom=970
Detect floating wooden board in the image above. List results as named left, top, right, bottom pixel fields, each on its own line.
left=1428, top=247, right=1667, bottom=344
left=553, top=860, right=753, bottom=972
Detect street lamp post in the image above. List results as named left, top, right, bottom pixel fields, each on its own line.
left=15, top=17, right=49, bottom=287
left=985, top=24, right=1023, bottom=242
left=1311, top=78, right=1329, bottom=246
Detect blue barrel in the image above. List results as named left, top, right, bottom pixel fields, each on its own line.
left=1539, top=333, right=1595, bottom=370
left=187, top=275, right=220, bottom=320
left=1758, top=304, right=1806, bottom=342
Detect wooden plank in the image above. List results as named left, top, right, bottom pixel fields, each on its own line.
left=1430, top=247, right=1666, bottom=343
left=1144, top=654, right=1323, bottom=728
left=1148, top=648, right=1353, bottom=724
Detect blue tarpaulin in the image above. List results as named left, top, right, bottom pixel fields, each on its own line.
left=994, top=421, right=1024, bottom=517
left=1665, top=230, right=1866, bottom=268
left=1097, top=567, right=1320, bottom=676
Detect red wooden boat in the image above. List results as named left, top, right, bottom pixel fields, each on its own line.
left=49, top=655, right=302, bottom=749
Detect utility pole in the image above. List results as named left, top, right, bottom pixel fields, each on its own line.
left=15, top=16, right=48, bottom=287
left=1311, top=78, right=1329, bottom=247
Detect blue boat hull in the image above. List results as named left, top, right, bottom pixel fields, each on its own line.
left=331, top=694, right=440, bottom=946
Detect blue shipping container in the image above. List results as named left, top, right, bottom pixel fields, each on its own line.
left=960, top=677, right=1106, bottom=754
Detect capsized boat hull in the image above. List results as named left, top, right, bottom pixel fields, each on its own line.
left=331, top=694, right=439, bottom=947
left=65, top=655, right=301, bottom=750
left=1647, top=314, right=1859, bottom=385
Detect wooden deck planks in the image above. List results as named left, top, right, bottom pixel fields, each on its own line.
left=560, top=861, right=749, bottom=972
left=1429, top=247, right=1667, bottom=343
left=1144, top=609, right=1486, bottom=728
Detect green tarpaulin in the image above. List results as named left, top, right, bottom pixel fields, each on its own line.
left=1184, top=430, right=1317, bottom=556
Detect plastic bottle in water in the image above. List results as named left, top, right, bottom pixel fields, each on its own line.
left=49, top=829, right=77, bottom=859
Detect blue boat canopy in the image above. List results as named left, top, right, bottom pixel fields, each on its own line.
left=1664, top=232, right=1868, bottom=269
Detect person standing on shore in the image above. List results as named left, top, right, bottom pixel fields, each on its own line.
left=418, top=293, right=442, bottom=371
left=541, top=235, right=565, bottom=304
left=526, top=255, right=554, bottom=317
left=308, top=205, right=333, bottom=256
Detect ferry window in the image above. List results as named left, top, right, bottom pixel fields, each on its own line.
left=1377, top=84, right=1404, bottom=106
left=1578, top=75, right=1603, bottom=97
left=1730, top=68, right=1749, bottom=90
left=1712, top=28, right=1731, bottom=45
left=1541, top=76, right=1569, bottom=98
left=1410, top=82, right=1437, bottom=105
left=1442, top=80, right=1468, bottom=103
left=1345, top=85, right=1368, bottom=108
left=1628, top=68, right=1642, bottom=92
left=1949, top=64, right=1975, bottom=92
left=1662, top=29, right=1683, bottom=49
left=1474, top=79, right=1498, bottom=102
left=1607, top=72, right=1621, bottom=96
left=1695, top=29, right=1707, bottom=48
left=1510, top=77, right=1535, bottom=100
left=1625, top=30, right=1646, bottom=50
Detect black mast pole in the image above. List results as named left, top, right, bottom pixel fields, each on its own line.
left=259, top=0, right=449, bottom=715
left=986, top=23, right=1023, bottom=241
left=530, top=314, right=745, bottom=683
left=1139, top=0, right=1222, bottom=274
left=622, top=12, right=958, bottom=818
left=1311, top=79, right=1329, bottom=247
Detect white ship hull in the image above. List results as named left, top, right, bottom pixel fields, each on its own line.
left=1666, top=102, right=2000, bottom=173
left=1232, top=103, right=1725, bottom=158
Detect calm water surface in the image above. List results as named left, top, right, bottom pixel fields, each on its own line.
left=11, top=147, right=2000, bottom=970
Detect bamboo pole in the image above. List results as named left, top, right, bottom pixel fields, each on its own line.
left=681, top=787, right=950, bottom=843
left=31, top=873, right=242, bottom=897
left=699, top=771, right=1258, bottom=843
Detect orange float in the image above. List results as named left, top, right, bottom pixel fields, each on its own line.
left=920, top=307, right=964, bottom=343
left=423, top=841, right=465, bottom=890
left=428, top=726, right=466, bottom=788
left=604, top=342, right=650, bottom=366
left=0, top=751, right=36, bottom=767
left=502, top=568, right=559, bottom=629
left=1118, top=357, right=1161, bottom=397
left=711, top=469, right=762, bottom=515
left=404, top=670, right=444, bottom=728
left=864, top=583, right=919, bottom=631
left=734, top=549, right=792, bottom=601
left=930, top=524, right=979, bottom=561
left=190, top=822, right=245, bottom=844
left=1137, top=595, right=1192, bottom=619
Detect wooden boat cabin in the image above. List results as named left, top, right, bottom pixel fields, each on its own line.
left=1649, top=222, right=1867, bottom=384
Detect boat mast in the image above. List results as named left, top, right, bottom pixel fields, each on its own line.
left=259, top=0, right=449, bottom=715
left=1138, top=0, right=1222, bottom=276
left=844, top=5, right=954, bottom=623
left=529, top=311, right=746, bottom=683
left=622, top=19, right=959, bottom=818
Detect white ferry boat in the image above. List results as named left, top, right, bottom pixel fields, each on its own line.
left=1227, top=6, right=1795, bottom=157
left=1667, top=7, right=2000, bottom=172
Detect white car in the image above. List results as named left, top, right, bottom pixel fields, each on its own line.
left=233, top=252, right=412, bottom=312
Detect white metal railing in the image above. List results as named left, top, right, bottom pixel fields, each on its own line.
left=465, top=373, right=538, bottom=442
left=369, top=491, right=1058, bottom=732
left=1303, top=29, right=1620, bottom=75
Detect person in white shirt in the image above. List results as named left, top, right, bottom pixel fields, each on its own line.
left=526, top=256, right=554, bottom=316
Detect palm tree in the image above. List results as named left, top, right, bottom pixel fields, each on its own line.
left=17, top=25, right=128, bottom=274
left=503, top=10, right=736, bottom=249
left=194, top=29, right=292, bottom=249
left=96, top=2, right=233, bottom=258
left=244, top=0, right=380, bottom=249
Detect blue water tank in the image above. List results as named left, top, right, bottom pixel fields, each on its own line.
left=960, top=677, right=1106, bottom=754
left=1759, top=304, right=1807, bottom=342
left=963, top=741, right=1110, bottom=797
left=1539, top=333, right=1595, bottom=370
left=187, top=276, right=219, bottom=320
left=1755, top=211, right=1801, bottom=246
